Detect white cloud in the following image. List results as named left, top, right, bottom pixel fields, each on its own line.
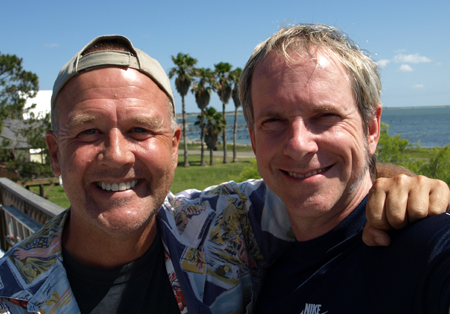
left=393, top=53, right=431, bottom=63
left=377, top=59, right=390, bottom=68
left=400, top=64, right=413, bottom=72
left=43, top=43, right=60, bottom=47
left=413, top=84, right=424, bottom=89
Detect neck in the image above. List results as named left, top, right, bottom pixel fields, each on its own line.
left=62, top=211, right=157, bottom=269
left=290, top=173, right=373, bottom=242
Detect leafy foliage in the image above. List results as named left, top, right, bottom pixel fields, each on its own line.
left=0, top=52, right=39, bottom=128
left=0, top=52, right=51, bottom=181
left=4, top=112, right=53, bottom=181
left=214, top=62, right=233, bottom=163
left=237, top=159, right=261, bottom=182
left=375, top=123, right=411, bottom=164
left=195, top=107, right=226, bottom=165
left=168, top=53, right=198, bottom=167
left=168, top=53, right=197, bottom=97
left=229, top=67, right=242, bottom=162
left=192, top=67, right=216, bottom=166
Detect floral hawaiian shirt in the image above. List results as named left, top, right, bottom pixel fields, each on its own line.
left=0, top=180, right=293, bottom=314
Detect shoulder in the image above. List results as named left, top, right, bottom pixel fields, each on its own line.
left=0, top=210, right=67, bottom=294
left=157, top=180, right=266, bottom=247
left=392, top=212, right=450, bottom=249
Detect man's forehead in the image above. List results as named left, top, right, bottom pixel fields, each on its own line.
left=56, top=67, right=172, bottom=124
left=255, top=47, right=348, bottom=79
left=57, top=67, right=167, bottom=105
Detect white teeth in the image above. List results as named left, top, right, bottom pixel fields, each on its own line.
left=118, top=182, right=127, bottom=191
left=98, top=180, right=138, bottom=191
left=288, top=167, right=328, bottom=179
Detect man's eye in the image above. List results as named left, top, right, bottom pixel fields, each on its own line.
left=264, top=117, right=281, bottom=124
left=133, top=127, right=146, bottom=133
left=82, top=129, right=97, bottom=135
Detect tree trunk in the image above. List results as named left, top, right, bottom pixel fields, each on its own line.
left=210, top=148, right=214, bottom=166
left=182, top=95, right=189, bottom=167
left=222, top=102, right=228, bottom=164
left=200, top=109, right=206, bottom=166
left=233, top=106, right=238, bottom=162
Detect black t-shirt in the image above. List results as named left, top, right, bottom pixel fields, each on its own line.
left=256, top=196, right=450, bottom=314
left=62, top=228, right=180, bottom=314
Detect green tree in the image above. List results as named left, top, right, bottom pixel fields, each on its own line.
left=375, top=123, right=411, bottom=164
left=229, top=67, right=242, bottom=163
left=417, top=146, right=450, bottom=185
left=197, top=107, right=226, bottom=166
left=192, top=68, right=215, bottom=166
left=0, top=52, right=52, bottom=182
left=237, top=159, right=261, bottom=182
left=168, top=53, right=197, bottom=167
left=214, top=62, right=232, bottom=164
left=10, top=113, right=53, bottom=181
left=0, top=52, right=39, bottom=128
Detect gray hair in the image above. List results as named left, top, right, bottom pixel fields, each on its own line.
left=239, top=24, right=382, bottom=132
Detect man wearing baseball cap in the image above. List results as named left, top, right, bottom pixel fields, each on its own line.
left=0, top=34, right=447, bottom=314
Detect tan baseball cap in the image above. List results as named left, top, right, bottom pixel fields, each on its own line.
left=51, top=34, right=175, bottom=114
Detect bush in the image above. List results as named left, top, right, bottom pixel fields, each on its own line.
left=237, top=159, right=261, bottom=182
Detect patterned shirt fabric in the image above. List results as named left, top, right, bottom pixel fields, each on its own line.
left=0, top=180, right=294, bottom=314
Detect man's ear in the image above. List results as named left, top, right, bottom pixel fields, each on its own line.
left=46, top=130, right=61, bottom=176
left=171, top=126, right=181, bottom=170
left=368, top=107, right=382, bottom=156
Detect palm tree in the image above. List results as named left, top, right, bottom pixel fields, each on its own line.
left=201, top=107, right=226, bottom=166
left=214, top=62, right=233, bottom=164
left=229, top=68, right=242, bottom=163
left=168, top=53, right=197, bottom=167
left=192, top=68, right=215, bottom=166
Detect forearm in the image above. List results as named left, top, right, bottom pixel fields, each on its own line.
left=375, top=162, right=416, bottom=181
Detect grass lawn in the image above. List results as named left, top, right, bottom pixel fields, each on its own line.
left=180, top=142, right=254, bottom=153
left=172, top=154, right=253, bottom=193
left=36, top=153, right=255, bottom=208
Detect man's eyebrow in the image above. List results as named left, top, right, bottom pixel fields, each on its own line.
left=129, top=116, right=164, bottom=129
left=255, top=109, right=280, bottom=120
left=68, top=114, right=97, bottom=129
left=312, top=106, right=335, bottom=113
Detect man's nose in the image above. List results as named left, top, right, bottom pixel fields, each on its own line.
left=283, top=119, right=318, bottom=160
left=99, top=129, right=135, bottom=167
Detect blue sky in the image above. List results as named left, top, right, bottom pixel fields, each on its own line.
left=2, top=0, right=449, bottom=114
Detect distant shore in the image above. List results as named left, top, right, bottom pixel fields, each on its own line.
left=176, top=106, right=450, bottom=118
left=382, top=105, right=450, bottom=110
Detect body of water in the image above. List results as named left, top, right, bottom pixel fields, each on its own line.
left=178, top=106, right=450, bottom=148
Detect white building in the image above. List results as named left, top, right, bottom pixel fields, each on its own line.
left=23, top=90, right=52, bottom=120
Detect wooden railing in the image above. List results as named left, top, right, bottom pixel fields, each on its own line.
left=0, top=177, right=65, bottom=251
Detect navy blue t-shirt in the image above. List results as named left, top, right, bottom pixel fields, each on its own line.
left=256, top=196, right=450, bottom=314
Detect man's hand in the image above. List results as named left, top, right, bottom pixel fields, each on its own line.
left=363, top=175, right=450, bottom=246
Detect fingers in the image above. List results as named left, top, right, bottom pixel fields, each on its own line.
left=367, top=174, right=450, bottom=231
left=383, top=175, right=411, bottom=229
left=366, top=175, right=412, bottom=230
left=366, top=179, right=389, bottom=230
left=428, top=179, right=450, bottom=216
left=362, top=224, right=391, bottom=247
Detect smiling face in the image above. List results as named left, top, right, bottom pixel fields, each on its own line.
left=249, top=48, right=380, bottom=240
left=46, top=67, right=180, bottom=240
